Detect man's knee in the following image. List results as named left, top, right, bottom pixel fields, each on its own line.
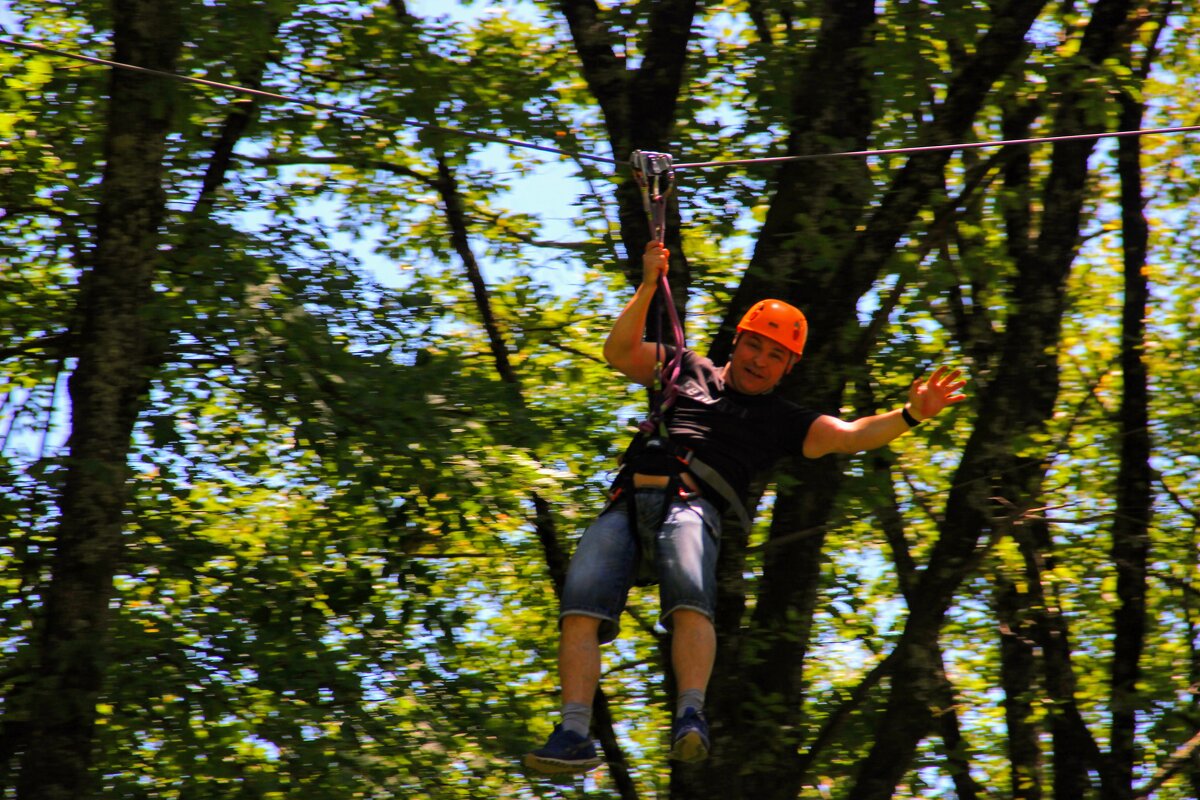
left=669, top=608, right=712, bottom=630
left=561, top=613, right=603, bottom=638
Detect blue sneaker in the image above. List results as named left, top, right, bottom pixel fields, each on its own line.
left=670, top=708, right=710, bottom=763
left=524, top=724, right=603, bottom=776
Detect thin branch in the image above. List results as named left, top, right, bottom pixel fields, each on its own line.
left=542, top=341, right=607, bottom=365
left=0, top=332, right=76, bottom=362
left=1157, top=472, right=1200, bottom=525
left=1132, top=726, right=1200, bottom=799
left=475, top=208, right=592, bottom=250
left=434, top=155, right=522, bottom=391
left=794, top=651, right=897, bottom=776
left=237, top=153, right=434, bottom=187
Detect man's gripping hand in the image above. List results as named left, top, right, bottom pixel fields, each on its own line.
left=642, top=241, right=668, bottom=288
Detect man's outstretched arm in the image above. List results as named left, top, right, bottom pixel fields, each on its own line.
left=802, top=366, right=968, bottom=459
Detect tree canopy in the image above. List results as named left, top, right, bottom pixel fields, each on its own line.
left=2, top=1, right=1200, bottom=798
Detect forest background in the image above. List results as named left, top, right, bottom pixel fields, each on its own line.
left=2, top=1, right=1200, bottom=799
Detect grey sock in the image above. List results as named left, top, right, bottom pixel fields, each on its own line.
left=676, top=688, right=706, bottom=718
left=561, top=702, right=592, bottom=737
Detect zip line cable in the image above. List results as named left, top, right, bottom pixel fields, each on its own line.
left=0, top=37, right=619, bottom=166
left=672, top=123, right=1200, bottom=169
left=5, top=36, right=1200, bottom=172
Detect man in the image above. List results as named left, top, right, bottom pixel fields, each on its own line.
left=525, top=242, right=966, bottom=775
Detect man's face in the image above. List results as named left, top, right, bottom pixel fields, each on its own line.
left=726, top=332, right=794, bottom=394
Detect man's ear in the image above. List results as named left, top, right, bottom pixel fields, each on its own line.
left=785, top=354, right=799, bottom=374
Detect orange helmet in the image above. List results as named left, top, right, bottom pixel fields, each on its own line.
left=736, top=299, right=808, bottom=357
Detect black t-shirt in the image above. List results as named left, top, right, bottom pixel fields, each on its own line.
left=651, top=348, right=822, bottom=502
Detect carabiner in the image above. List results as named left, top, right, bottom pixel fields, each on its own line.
left=630, top=150, right=675, bottom=244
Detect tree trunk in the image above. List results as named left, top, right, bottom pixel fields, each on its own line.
left=847, top=3, right=1137, bottom=797
left=1108, top=15, right=1157, bottom=794
left=714, top=3, right=1051, bottom=798
left=556, top=0, right=697, bottom=308
left=996, top=574, right=1044, bottom=800
left=15, top=2, right=181, bottom=798
left=690, top=3, right=880, bottom=793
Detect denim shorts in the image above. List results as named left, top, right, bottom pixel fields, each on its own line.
left=560, top=489, right=721, bottom=644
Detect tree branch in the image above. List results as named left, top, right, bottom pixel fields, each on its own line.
left=0, top=332, right=76, bottom=362
left=237, top=153, right=434, bottom=187
left=1132, top=726, right=1200, bottom=800
left=434, top=156, right=522, bottom=391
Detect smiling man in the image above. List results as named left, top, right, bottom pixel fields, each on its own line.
left=524, top=242, right=967, bottom=777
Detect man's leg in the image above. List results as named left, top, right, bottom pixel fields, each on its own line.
left=558, top=614, right=602, bottom=734
left=524, top=614, right=607, bottom=775
left=656, top=494, right=722, bottom=764
left=560, top=614, right=602, bottom=701
left=670, top=608, right=715, bottom=700
left=668, top=608, right=715, bottom=763
left=526, top=499, right=635, bottom=776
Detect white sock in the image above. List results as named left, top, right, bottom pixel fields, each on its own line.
left=676, top=688, right=706, bottom=718
left=561, top=702, right=592, bottom=736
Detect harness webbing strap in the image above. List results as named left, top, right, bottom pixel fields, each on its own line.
left=681, top=455, right=753, bottom=532
left=622, top=477, right=687, bottom=586
left=608, top=437, right=754, bottom=534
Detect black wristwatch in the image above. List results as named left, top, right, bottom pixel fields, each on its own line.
left=901, top=406, right=922, bottom=427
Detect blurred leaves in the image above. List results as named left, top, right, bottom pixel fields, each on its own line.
left=2, top=0, right=1200, bottom=798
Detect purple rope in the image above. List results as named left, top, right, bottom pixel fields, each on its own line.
left=655, top=272, right=685, bottom=411
left=630, top=150, right=685, bottom=433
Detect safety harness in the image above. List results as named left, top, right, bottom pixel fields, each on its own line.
left=611, top=152, right=753, bottom=585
